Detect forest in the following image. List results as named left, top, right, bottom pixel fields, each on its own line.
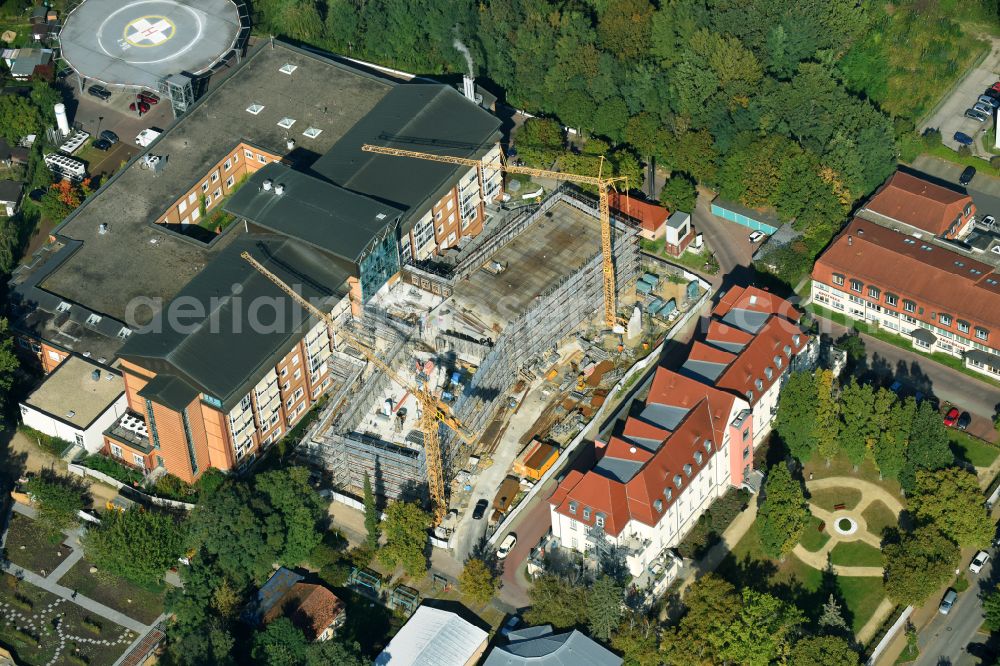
left=251, top=0, right=997, bottom=281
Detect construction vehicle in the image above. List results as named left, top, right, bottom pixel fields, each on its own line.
left=360, top=144, right=628, bottom=329
left=240, top=251, right=474, bottom=525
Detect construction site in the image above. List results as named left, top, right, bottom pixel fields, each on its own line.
left=300, top=184, right=708, bottom=539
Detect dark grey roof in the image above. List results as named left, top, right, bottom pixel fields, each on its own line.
left=484, top=627, right=621, bottom=666
left=638, top=403, right=687, bottom=432
left=311, top=83, right=501, bottom=232
left=966, top=348, right=1000, bottom=367
left=707, top=339, right=746, bottom=354
left=138, top=374, right=200, bottom=412
left=722, top=309, right=771, bottom=334
left=224, top=162, right=403, bottom=263
left=594, top=456, right=644, bottom=482
left=681, top=359, right=728, bottom=384
left=0, top=179, right=23, bottom=201
left=667, top=211, right=690, bottom=229
left=118, top=234, right=349, bottom=410
left=910, top=328, right=937, bottom=344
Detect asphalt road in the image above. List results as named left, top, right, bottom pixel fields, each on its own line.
left=911, top=155, right=1000, bottom=222
left=690, top=189, right=754, bottom=282
left=915, top=551, right=995, bottom=666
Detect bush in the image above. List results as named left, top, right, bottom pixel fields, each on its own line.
left=82, top=617, right=102, bottom=634
left=676, top=489, right=751, bottom=559
left=18, top=426, right=73, bottom=458
left=66, top=653, right=89, bottom=666
left=11, top=594, right=33, bottom=612
left=81, top=454, right=145, bottom=485
left=953, top=573, right=970, bottom=593
left=10, top=628, right=38, bottom=647
left=151, top=474, right=195, bottom=501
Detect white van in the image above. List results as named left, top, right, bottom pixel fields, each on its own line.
left=135, top=128, right=161, bottom=148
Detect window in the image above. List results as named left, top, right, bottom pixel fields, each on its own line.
left=868, top=286, right=880, bottom=299
left=233, top=152, right=240, bottom=163
left=258, top=154, right=267, bottom=164
left=75, top=433, right=84, bottom=446
left=743, top=428, right=750, bottom=441
left=569, top=501, right=577, bottom=514
left=743, top=446, right=750, bottom=460
left=226, top=176, right=234, bottom=188
left=292, top=354, right=300, bottom=366
left=446, top=199, right=454, bottom=211
left=694, top=451, right=703, bottom=465
left=754, top=378, right=764, bottom=391
left=211, top=171, right=219, bottom=183
left=940, top=314, right=952, bottom=326
left=201, top=181, right=209, bottom=192
left=224, top=159, right=231, bottom=171
left=653, top=500, right=663, bottom=513
left=133, top=453, right=144, bottom=467
left=293, top=387, right=304, bottom=401
left=245, top=149, right=254, bottom=159
left=885, top=293, right=898, bottom=307
left=56, top=301, right=71, bottom=313
left=673, top=474, right=683, bottom=488
left=293, top=368, right=301, bottom=380
left=269, top=413, right=279, bottom=426
left=214, top=188, right=222, bottom=200
left=850, top=279, right=863, bottom=292
left=286, top=396, right=294, bottom=409
left=240, top=395, right=252, bottom=411
left=976, top=327, right=990, bottom=341
left=188, top=192, right=197, bottom=205
left=903, top=300, right=916, bottom=313
left=832, top=274, right=845, bottom=286
left=302, top=127, right=323, bottom=138
left=111, top=444, right=123, bottom=458
left=178, top=199, right=188, bottom=214
left=281, top=367, right=288, bottom=377
left=191, top=207, right=201, bottom=221
left=746, top=390, right=753, bottom=402
left=764, top=367, right=773, bottom=380
left=277, top=117, right=296, bottom=129
left=958, top=320, right=971, bottom=334
left=246, top=103, right=265, bottom=115
left=583, top=507, right=591, bottom=520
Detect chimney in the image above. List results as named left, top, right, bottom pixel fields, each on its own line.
left=286, top=138, right=295, bottom=151
left=462, top=75, right=475, bottom=102
left=274, top=183, right=285, bottom=196
left=54, top=103, right=70, bottom=137
left=261, top=179, right=273, bottom=191
left=848, top=235, right=853, bottom=246
left=98, top=223, right=108, bottom=235
left=91, top=369, right=100, bottom=381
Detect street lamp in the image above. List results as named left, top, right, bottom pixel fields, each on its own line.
left=97, top=116, right=103, bottom=136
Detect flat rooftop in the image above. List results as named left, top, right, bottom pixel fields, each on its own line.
left=451, top=199, right=602, bottom=331
left=60, top=0, right=242, bottom=89
left=23, top=41, right=394, bottom=326
left=23, top=356, right=124, bottom=429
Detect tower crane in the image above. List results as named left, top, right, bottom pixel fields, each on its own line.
left=240, top=251, right=473, bottom=526
left=360, top=144, right=628, bottom=329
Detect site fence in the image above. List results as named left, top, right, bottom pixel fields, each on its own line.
left=66, top=463, right=196, bottom=511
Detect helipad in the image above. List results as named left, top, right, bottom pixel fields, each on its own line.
left=60, top=0, right=243, bottom=90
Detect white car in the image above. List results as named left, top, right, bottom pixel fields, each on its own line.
left=970, top=550, right=990, bottom=574
left=748, top=231, right=764, bottom=243
left=497, top=533, right=517, bottom=559
left=135, top=128, right=161, bottom=148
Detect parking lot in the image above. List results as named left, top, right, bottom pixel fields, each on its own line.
left=921, top=36, right=1000, bottom=154
left=59, top=75, right=172, bottom=180
left=912, top=154, right=1000, bottom=221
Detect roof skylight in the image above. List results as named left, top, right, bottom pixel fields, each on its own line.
left=246, top=103, right=265, bottom=115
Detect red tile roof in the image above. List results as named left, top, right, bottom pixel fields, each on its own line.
left=715, top=316, right=807, bottom=403
left=687, top=340, right=737, bottom=367
left=862, top=171, right=973, bottom=237
left=646, top=367, right=738, bottom=444
left=263, top=582, right=345, bottom=641
left=609, top=191, right=669, bottom=233
left=621, top=416, right=670, bottom=442
left=813, top=218, right=1000, bottom=333
left=705, top=320, right=754, bottom=349
left=713, top=285, right=801, bottom=323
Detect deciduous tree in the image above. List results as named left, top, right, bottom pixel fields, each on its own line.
left=984, top=584, right=1000, bottom=631
left=660, top=574, right=739, bottom=664
left=459, top=558, right=498, bottom=605
left=837, top=379, right=875, bottom=467
left=883, top=525, right=959, bottom=606
left=363, top=472, right=379, bottom=550
left=814, top=370, right=839, bottom=465
left=658, top=172, right=698, bottom=213
left=82, top=507, right=186, bottom=586
left=25, top=471, right=87, bottom=534
left=525, top=574, right=588, bottom=628
left=789, top=635, right=860, bottom=666
left=0, top=318, right=18, bottom=413
left=775, top=371, right=819, bottom=461
left=757, top=462, right=809, bottom=558
left=718, top=588, right=804, bottom=666
left=910, top=468, right=993, bottom=548
left=252, top=617, right=308, bottom=666
left=378, top=500, right=430, bottom=578
left=0, top=93, right=41, bottom=143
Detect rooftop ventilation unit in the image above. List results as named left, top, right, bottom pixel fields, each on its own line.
left=286, top=138, right=295, bottom=150
left=91, top=369, right=100, bottom=381
left=274, top=183, right=285, bottom=196
left=66, top=410, right=75, bottom=418
left=262, top=179, right=273, bottom=191
left=98, top=223, right=108, bottom=235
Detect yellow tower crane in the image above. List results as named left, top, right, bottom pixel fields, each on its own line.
left=360, top=144, right=628, bottom=329
left=240, top=251, right=474, bottom=526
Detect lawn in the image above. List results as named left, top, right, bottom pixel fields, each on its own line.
left=949, top=430, right=999, bottom=468
left=719, top=522, right=886, bottom=636
left=0, top=573, right=136, bottom=666
left=803, top=451, right=903, bottom=496
left=800, top=515, right=830, bottom=553
left=808, top=487, right=862, bottom=512
left=1, top=512, right=70, bottom=576
left=862, top=500, right=898, bottom=539
left=58, top=558, right=165, bottom=625
left=829, top=541, right=883, bottom=568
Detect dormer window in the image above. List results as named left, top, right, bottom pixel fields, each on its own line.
left=56, top=301, right=71, bottom=313
left=976, top=327, right=990, bottom=341
left=665, top=488, right=672, bottom=501
left=783, top=344, right=792, bottom=355
left=764, top=367, right=773, bottom=380
left=583, top=507, right=591, bottom=520
left=832, top=273, right=845, bottom=286
left=86, top=314, right=102, bottom=326
left=703, top=439, right=712, bottom=452
left=595, top=513, right=605, bottom=527
left=673, top=474, right=682, bottom=488
left=683, top=463, right=692, bottom=477
left=774, top=355, right=782, bottom=368
left=850, top=279, right=863, bottom=292
left=694, top=451, right=703, bottom=465
left=568, top=501, right=577, bottom=514
left=868, top=286, right=880, bottom=299
left=746, top=390, right=754, bottom=402
left=755, top=378, right=764, bottom=391
left=793, top=334, right=801, bottom=347
left=654, top=499, right=663, bottom=513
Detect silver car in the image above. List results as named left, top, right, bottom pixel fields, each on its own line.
left=939, top=589, right=958, bottom=615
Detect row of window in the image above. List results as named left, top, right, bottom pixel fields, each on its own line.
left=829, top=276, right=990, bottom=341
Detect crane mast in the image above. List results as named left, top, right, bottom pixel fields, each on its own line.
left=240, top=251, right=471, bottom=525
left=360, top=144, right=626, bottom=328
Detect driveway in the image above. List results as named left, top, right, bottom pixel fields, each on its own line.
left=920, top=36, right=1000, bottom=155
left=914, top=548, right=996, bottom=666
left=690, top=189, right=754, bottom=283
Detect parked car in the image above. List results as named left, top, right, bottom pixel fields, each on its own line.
left=472, top=498, right=489, bottom=520
left=986, top=88, right=1000, bottom=102
left=960, top=166, right=977, bottom=186
left=135, top=128, right=161, bottom=147
left=129, top=101, right=150, bottom=115
left=497, top=533, right=517, bottom=559
left=970, top=550, right=990, bottom=574
left=974, top=101, right=994, bottom=115
left=954, top=131, right=974, bottom=146
left=138, top=92, right=160, bottom=105
left=957, top=412, right=972, bottom=430
left=992, top=81, right=1000, bottom=93
left=965, top=108, right=989, bottom=122
left=978, top=95, right=1000, bottom=109
left=982, top=215, right=997, bottom=229
left=87, top=85, right=111, bottom=101
left=99, top=130, right=119, bottom=144
left=944, top=407, right=960, bottom=427
left=939, top=589, right=958, bottom=615
left=748, top=231, right=764, bottom=243
left=92, top=138, right=111, bottom=151
left=500, top=616, right=521, bottom=638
